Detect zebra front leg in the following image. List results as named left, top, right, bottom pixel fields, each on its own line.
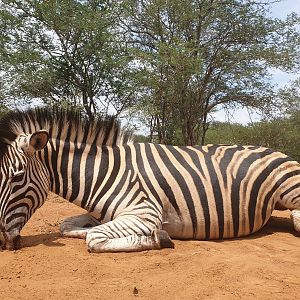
left=86, top=215, right=174, bottom=253
left=290, top=209, right=300, bottom=233
left=60, top=214, right=101, bottom=239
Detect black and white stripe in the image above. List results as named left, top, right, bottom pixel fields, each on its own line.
left=0, top=108, right=299, bottom=252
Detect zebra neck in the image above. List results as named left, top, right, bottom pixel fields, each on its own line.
left=45, top=140, right=115, bottom=210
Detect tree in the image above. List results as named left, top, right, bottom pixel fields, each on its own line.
left=278, top=79, right=300, bottom=115
left=0, top=78, right=9, bottom=117
left=0, top=0, right=136, bottom=118
left=122, top=0, right=300, bottom=145
left=204, top=116, right=300, bottom=162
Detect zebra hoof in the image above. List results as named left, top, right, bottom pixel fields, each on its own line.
left=152, top=229, right=174, bottom=249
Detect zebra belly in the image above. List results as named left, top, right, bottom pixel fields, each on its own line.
left=140, top=144, right=299, bottom=240
left=161, top=197, right=274, bottom=240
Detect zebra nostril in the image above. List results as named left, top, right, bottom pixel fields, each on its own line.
left=5, top=235, right=21, bottom=251
left=0, top=231, right=5, bottom=250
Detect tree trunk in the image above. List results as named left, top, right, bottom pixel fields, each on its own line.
left=82, top=91, right=93, bottom=120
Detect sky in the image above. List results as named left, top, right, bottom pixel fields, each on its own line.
left=269, top=0, right=300, bottom=19
left=268, top=0, right=300, bottom=86
left=213, top=0, right=300, bottom=124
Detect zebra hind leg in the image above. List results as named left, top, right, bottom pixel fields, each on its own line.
left=60, top=214, right=101, bottom=239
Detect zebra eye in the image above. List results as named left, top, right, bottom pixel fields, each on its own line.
left=12, top=170, right=25, bottom=180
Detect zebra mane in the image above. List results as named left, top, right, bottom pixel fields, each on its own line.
left=0, top=107, right=132, bottom=158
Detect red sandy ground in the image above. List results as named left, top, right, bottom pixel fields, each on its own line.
left=0, top=193, right=299, bottom=300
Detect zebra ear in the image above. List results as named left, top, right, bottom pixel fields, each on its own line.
left=21, top=130, right=49, bottom=154
left=29, top=130, right=49, bottom=152
left=20, top=131, right=49, bottom=154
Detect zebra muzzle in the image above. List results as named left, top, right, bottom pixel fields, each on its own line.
left=1, top=234, right=21, bottom=251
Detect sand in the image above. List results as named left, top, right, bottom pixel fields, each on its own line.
left=0, top=193, right=299, bottom=300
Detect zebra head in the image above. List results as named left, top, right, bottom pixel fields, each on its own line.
left=0, top=130, right=49, bottom=250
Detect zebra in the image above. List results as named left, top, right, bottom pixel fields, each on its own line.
left=0, top=108, right=299, bottom=252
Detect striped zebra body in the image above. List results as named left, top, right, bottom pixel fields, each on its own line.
left=0, top=108, right=299, bottom=252
left=58, top=143, right=300, bottom=240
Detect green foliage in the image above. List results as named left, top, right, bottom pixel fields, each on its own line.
left=133, top=134, right=150, bottom=143
left=205, top=115, right=300, bottom=162
left=278, top=79, right=300, bottom=114
left=205, top=78, right=300, bottom=160
left=0, top=0, right=135, bottom=117
left=122, top=0, right=300, bottom=145
left=0, top=0, right=300, bottom=148
left=205, top=122, right=247, bottom=145
left=0, top=104, right=9, bottom=118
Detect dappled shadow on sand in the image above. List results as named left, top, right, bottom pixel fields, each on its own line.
left=21, top=232, right=66, bottom=249
left=214, top=215, right=299, bottom=243
left=19, top=215, right=299, bottom=248
left=251, top=216, right=299, bottom=238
